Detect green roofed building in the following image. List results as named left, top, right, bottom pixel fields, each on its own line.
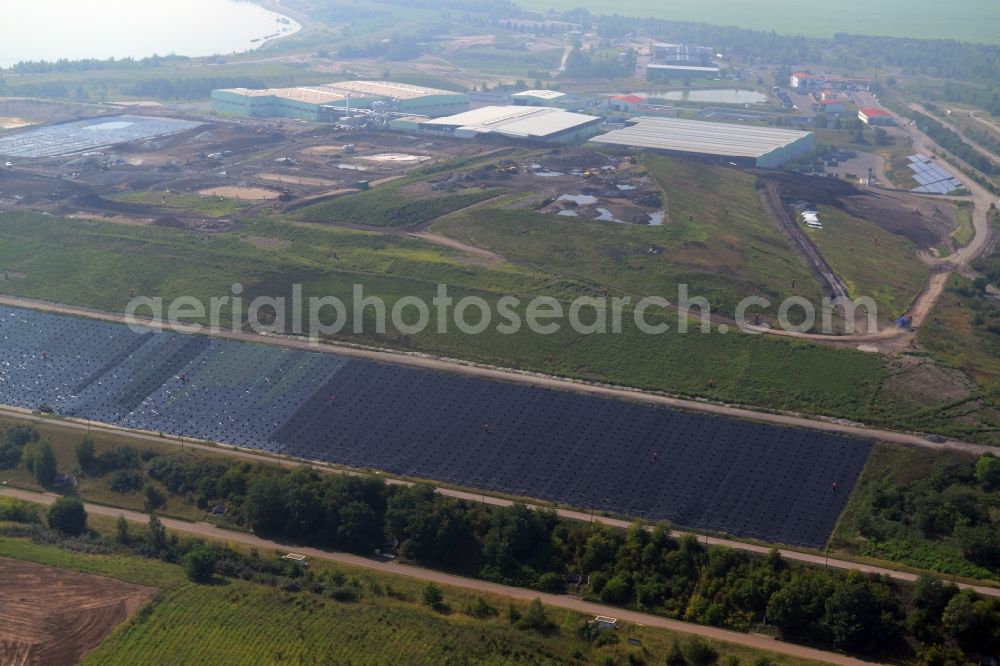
left=211, top=80, right=469, bottom=121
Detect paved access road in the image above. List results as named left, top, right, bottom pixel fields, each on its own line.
left=1, top=404, right=997, bottom=598
left=0, top=486, right=880, bottom=666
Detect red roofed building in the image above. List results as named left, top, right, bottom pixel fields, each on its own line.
left=858, top=107, right=893, bottom=126
left=610, top=94, right=645, bottom=112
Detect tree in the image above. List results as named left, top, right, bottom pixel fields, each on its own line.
left=75, top=437, right=96, bottom=472
left=182, top=545, right=217, bottom=583
left=874, top=127, right=891, bottom=146
left=245, top=473, right=286, bottom=534
left=25, top=441, right=57, bottom=485
left=422, top=582, right=444, bottom=609
left=48, top=497, right=87, bottom=536
left=115, top=514, right=130, bottom=544
left=147, top=513, right=169, bottom=556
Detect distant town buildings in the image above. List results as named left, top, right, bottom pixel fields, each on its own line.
left=790, top=72, right=872, bottom=92
left=646, top=42, right=720, bottom=80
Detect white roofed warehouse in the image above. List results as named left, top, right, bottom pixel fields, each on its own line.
left=589, top=117, right=814, bottom=168
left=396, top=106, right=605, bottom=144
left=211, top=80, right=469, bottom=121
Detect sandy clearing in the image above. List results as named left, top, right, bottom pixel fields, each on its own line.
left=0, top=117, right=32, bottom=130
left=256, top=172, right=340, bottom=187
left=198, top=186, right=281, bottom=200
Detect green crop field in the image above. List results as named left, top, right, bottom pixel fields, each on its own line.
left=519, top=0, right=1000, bottom=44
left=808, top=206, right=928, bottom=320
left=0, top=537, right=814, bottom=666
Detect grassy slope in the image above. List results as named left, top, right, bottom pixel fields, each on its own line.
left=515, top=0, right=1000, bottom=44
left=0, top=211, right=885, bottom=418
left=809, top=206, right=928, bottom=320
left=0, top=537, right=816, bottom=666
left=433, top=154, right=825, bottom=318
left=110, top=192, right=253, bottom=218
left=297, top=181, right=505, bottom=228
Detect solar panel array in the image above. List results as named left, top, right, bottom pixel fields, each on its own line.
left=0, top=115, right=203, bottom=158
left=0, top=306, right=874, bottom=548
left=907, top=154, right=963, bottom=194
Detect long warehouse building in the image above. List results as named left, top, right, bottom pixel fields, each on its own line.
left=391, top=106, right=604, bottom=144
left=590, top=116, right=814, bottom=167
left=211, top=80, right=469, bottom=120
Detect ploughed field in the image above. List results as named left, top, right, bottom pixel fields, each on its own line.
left=0, top=307, right=873, bottom=548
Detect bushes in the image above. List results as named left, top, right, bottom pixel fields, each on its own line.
left=23, top=441, right=57, bottom=485
left=47, top=497, right=87, bottom=536
left=0, top=497, right=40, bottom=523
left=108, top=469, right=144, bottom=493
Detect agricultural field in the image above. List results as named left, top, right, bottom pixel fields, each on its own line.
left=0, top=305, right=873, bottom=547
left=520, top=0, right=1000, bottom=44
left=0, top=536, right=810, bottom=666
left=0, top=556, right=156, bottom=665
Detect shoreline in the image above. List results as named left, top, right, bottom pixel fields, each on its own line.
left=0, top=0, right=303, bottom=70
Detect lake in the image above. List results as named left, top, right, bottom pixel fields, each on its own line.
left=0, top=0, right=300, bottom=68
left=649, top=89, right=769, bottom=105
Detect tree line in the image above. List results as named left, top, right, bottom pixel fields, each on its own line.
left=16, top=429, right=989, bottom=663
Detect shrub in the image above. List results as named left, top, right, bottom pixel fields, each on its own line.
left=182, top=545, right=217, bottom=583
left=144, top=483, right=166, bottom=510
left=0, top=497, right=39, bottom=523
left=108, top=469, right=144, bottom=493
left=537, top=571, right=566, bottom=593
left=325, top=586, right=361, bottom=603
left=47, top=497, right=87, bottom=536
left=464, top=596, right=498, bottom=619
left=422, top=582, right=444, bottom=608
left=516, top=598, right=555, bottom=634
left=684, top=637, right=719, bottom=666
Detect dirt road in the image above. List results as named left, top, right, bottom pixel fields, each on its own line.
left=0, top=487, right=882, bottom=665
left=1, top=405, right=996, bottom=597
left=0, top=294, right=994, bottom=456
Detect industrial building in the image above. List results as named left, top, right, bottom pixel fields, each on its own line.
left=510, top=89, right=568, bottom=107
left=211, top=80, right=469, bottom=121
left=647, top=42, right=719, bottom=80
left=589, top=116, right=814, bottom=168
left=390, top=106, right=604, bottom=144
left=858, top=107, right=893, bottom=126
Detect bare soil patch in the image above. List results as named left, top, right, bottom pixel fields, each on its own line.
left=198, top=186, right=280, bottom=200
left=0, top=117, right=33, bottom=130
left=257, top=172, right=340, bottom=187
left=880, top=354, right=973, bottom=408
left=0, top=556, right=157, bottom=666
